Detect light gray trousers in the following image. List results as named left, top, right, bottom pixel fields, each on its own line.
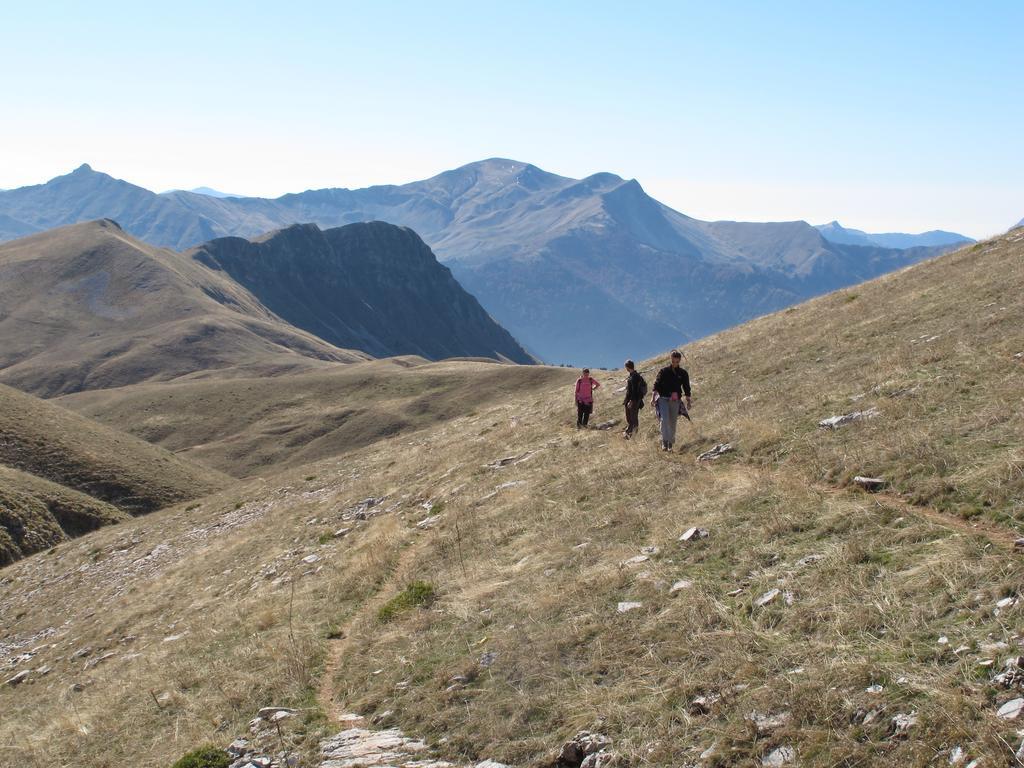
left=658, top=397, right=680, bottom=447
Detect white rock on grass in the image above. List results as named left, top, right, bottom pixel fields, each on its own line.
left=890, top=711, right=918, bottom=737
left=697, top=443, right=733, bottom=462
left=747, top=711, right=789, bottom=736
left=679, top=527, right=710, bottom=543
left=762, top=745, right=795, bottom=767
left=416, top=515, right=442, bottom=529
left=617, top=601, right=643, bottom=613
left=996, top=697, right=1024, bottom=720
left=755, top=588, right=782, bottom=608
left=853, top=476, right=885, bottom=491
left=5, top=670, right=30, bottom=686
left=620, top=555, right=649, bottom=567
left=819, top=407, right=880, bottom=429
left=670, top=579, right=693, bottom=594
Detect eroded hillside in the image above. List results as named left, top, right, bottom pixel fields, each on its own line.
left=1, top=231, right=1022, bottom=767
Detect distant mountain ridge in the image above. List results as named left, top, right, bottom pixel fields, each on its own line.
left=815, top=220, right=973, bottom=249
left=0, top=161, right=970, bottom=365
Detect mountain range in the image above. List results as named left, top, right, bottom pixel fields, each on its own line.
left=815, top=220, right=972, bottom=249
left=0, top=161, right=976, bottom=365
left=0, top=219, right=530, bottom=397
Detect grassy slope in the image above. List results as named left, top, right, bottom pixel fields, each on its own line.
left=59, top=358, right=572, bottom=478
left=0, top=466, right=128, bottom=565
left=0, top=232, right=1022, bottom=767
left=0, top=220, right=363, bottom=397
left=0, top=383, right=231, bottom=562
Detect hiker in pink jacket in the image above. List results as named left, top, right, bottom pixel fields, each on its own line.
left=574, top=368, right=601, bottom=427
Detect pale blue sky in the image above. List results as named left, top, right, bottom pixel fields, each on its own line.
left=2, top=1, right=1021, bottom=237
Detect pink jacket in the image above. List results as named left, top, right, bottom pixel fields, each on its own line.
left=575, top=376, right=599, bottom=404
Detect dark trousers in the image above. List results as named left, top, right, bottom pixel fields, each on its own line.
left=576, top=400, right=592, bottom=426
left=624, top=401, right=639, bottom=435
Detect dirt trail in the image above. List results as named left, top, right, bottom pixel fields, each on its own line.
left=627, top=422, right=1022, bottom=551
left=817, top=482, right=1023, bottom=549
left=317, top=538, right=423, bottom=725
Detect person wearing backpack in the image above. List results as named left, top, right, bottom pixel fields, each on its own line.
left=574, top=368, right=601, bottom=428
left=622, top=360, right=646, bottom=439
left=652, top=350, right=692, bottom=450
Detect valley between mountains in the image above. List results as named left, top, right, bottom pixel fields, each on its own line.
left=1, top=228, right=1022, bottom=767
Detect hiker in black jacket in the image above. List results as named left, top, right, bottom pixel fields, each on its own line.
left=653, top=350, right=692, bottom=451
left=622, top=360, right=645, bottom=439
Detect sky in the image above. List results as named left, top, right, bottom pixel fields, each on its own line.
left=1, top=1, right=1021, bottom=238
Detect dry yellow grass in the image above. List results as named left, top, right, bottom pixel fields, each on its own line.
left=1, top=230, right=1022, bottom=767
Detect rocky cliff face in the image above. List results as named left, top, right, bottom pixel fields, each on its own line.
left=189, top=221, right=534, bottom=363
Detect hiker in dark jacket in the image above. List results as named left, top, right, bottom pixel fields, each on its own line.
left=622, top=360, right=645, bottom=439
left=653, top=350, right=692, bottom=450
left=574, top=368, right=601, bottom=427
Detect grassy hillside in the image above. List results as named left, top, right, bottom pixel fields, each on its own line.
left=1, top=231, right=1022, bottom=767
left=61, top=358, right=571, bottom=478
left=0, top=383, right=231, bottom=563
left=0, top=220, right=362, bottom=396
left=0, top=466, right=127, bottom=565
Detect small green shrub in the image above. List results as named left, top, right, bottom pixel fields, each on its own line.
left=185, top=503, right=201, bottom=511
left=377, top=580, right=436, bottom=622
left=430, top=500, right=446, bottom=514
left=305, top=475, right=316, bottom=481
left=318, top=533, right=332, bottom=545
left=171, top=745, right=229, bottom=768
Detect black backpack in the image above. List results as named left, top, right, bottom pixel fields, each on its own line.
left=636, top=373, right=648, bottom=407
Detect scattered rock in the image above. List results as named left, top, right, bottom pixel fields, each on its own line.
left=617, top=601, right=643, bottom=613
left=557, top=731, right=612, bottom=767
left=948, top=746, right=966, bottom=766
left=679, top=527, right=710, bottom=543
left=333, top=528, right=352, bottom=538
left=853, top=476, right=885, bottom=491
left=865, top=684, right=883, bottom=694
left=479, top=650, right=498, bottom=668
left=689, top=693, right=720, bottom=714
left=670, top=579, right=693, bottom=594
left=747, top=711, right=789, bottom=736
left=1014, top=537, right=1024, bottom=553
left=697, top=443, right=733, bottom=461
left=819, top=408, right=880, bottom=430
left=755, top=588, right=782, bottom=608
left=890, top=711, right=918, bottom=737
left=84, top=651, right=117, bottom=669
left=762, top=745, right=795, bottom=767
left=416, top=515, right=442, bottom=530
left=640, top=546, right=660, bottom=555
left=795, top=553, right=826, bottom=567
left=996, top=697, right=1024, bottom=720
left=302, top=554, right=320, bottom=565
left=591, top=420, right=620, bottom=431
left=993, top=656, right=1023, bottom=687
left=620, top=555, right=649, bottom=567
left=580, top=752, right=616, bottom=768
left=485, top=451, right=535, bottom=469
left=5, top=670, right=30, bottom=686
left=256, top=706, right=296, bottom=720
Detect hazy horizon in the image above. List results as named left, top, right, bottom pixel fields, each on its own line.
left=2, top=2, right=1021, bottom=239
